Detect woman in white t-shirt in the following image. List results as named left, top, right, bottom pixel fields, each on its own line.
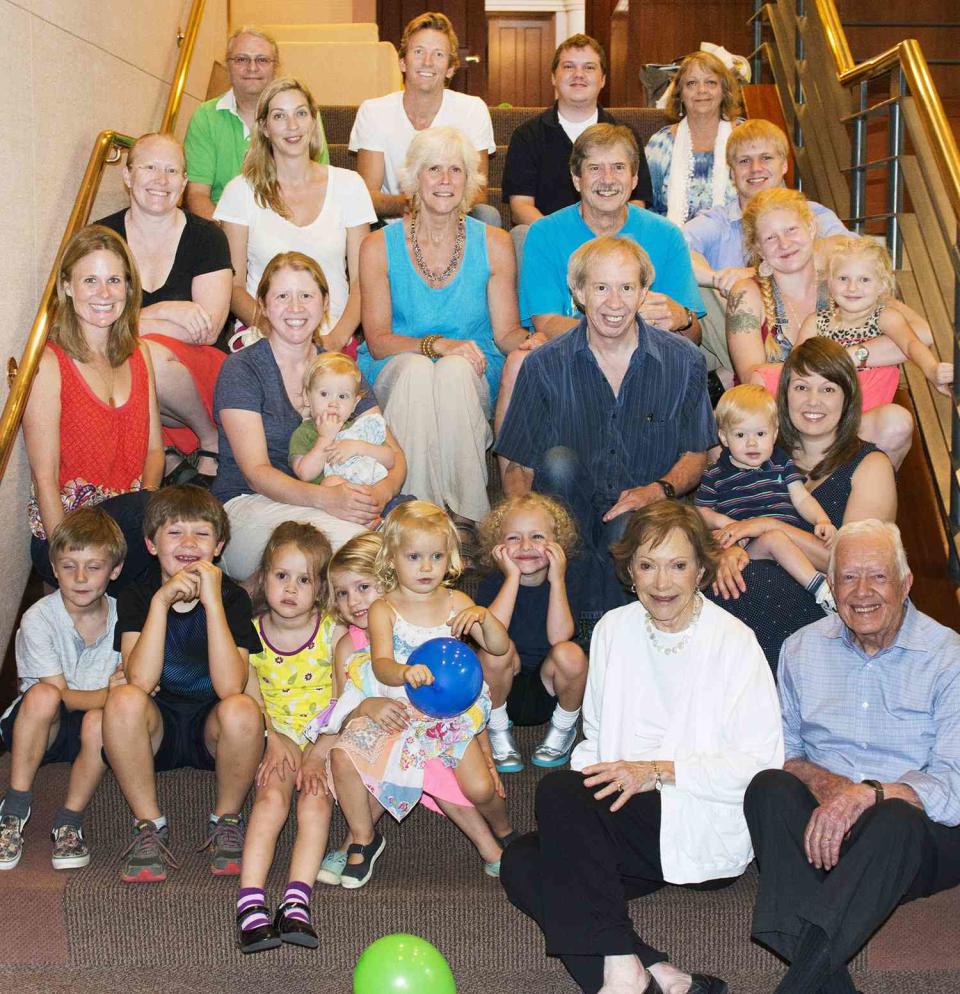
left=216, top=77, right=376, bottom=352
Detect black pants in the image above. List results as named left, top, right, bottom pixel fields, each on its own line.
left=744, top=769, right=960, bottom=970
left=501, top=770, right=735, bottom=994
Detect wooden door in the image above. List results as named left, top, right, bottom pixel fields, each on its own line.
left=487, top=14, right=556, bottom=108
left=377, top=0, right=488, bottom=98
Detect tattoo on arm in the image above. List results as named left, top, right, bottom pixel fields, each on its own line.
left=726, top=290, right=761, bottom=335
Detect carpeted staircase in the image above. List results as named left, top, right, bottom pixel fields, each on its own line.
left=2, top=722, right=959, bottom=993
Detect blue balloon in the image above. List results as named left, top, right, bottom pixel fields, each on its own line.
left=405, top=637, right=483, bottom=719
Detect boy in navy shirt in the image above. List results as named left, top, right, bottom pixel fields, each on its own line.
left=104, top=486, right=262, bottom=883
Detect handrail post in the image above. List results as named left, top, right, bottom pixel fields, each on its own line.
left=850, top=81, right=868, bottom=234
left=952, top=245, right=960, bottom=582
left=794, top=0, right=806, bottom=156
left=160, top=0, right=207, bottom=133
left=753, top=0, right=765, bottom=83
left=887, top=67, right=905, bottom=266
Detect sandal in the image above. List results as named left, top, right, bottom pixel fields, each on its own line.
left=192, top=448, right=219, bottom=489
left=340, top=831, right=385, bottom=890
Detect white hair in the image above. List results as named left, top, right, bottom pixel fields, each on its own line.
left=828, top=519, right=910, bottom=582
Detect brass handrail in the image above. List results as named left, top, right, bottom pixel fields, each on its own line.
left=0, top=0, right=207, bottom=483
left=813, top=0, right=960, bottom=220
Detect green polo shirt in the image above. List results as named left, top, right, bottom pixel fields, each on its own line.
left=184, top=89, right=329, bottom=204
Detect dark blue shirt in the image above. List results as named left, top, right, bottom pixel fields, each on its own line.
left=114, top=567, right=261, bottom=702
left=696, top=446, right=804, bottom=525
left=495, top=317, right=717, bottom=503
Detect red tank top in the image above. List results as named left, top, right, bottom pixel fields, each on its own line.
left=28, top=343, right=151, bottom=538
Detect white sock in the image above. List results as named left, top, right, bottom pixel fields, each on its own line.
left=488, top=704, right=510, bottom=732
left=137, top=815, right=167, bottom=831
left=551, top=704, right=580, bottom=731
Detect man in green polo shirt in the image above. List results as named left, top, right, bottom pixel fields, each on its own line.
left=184, top=26, right=328, bottom=219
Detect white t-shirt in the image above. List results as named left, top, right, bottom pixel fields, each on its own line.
left=349, top=89, right=496, bottom=203
left=557, top=108, right=599, bottom=144
left=214, top=166, right=376, bottom=330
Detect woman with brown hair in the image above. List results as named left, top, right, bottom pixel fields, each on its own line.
left=216, top=77, right=375, bottom=354
left=213, top=251, right=405, bottom=582
left=645, top=51, right=743, bottom=223
left=501, top=501, right=783, bottom=994
left=22, top=225, right=164, bottom=590
left=709, top=337, right=897, bottom=666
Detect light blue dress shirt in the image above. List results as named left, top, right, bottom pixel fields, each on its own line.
left=777, top=602, right=960, bottom=825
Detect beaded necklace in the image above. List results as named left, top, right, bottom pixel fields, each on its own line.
left=409, top=212, right=465, bottom=285
left=643, top=593, right=704, bottom=655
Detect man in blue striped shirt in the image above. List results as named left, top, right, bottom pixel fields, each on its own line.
left=495, top=235, right=716, bottom=624
left=744, top=520, right=960, bottom=994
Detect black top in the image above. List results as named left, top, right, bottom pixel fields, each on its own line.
left=501, top=104, right=654, bottom=214
left=114, top=566, right=260, bottom=702
left=97, top=209, right=232, bottom=307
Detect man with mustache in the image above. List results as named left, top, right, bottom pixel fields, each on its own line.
left=494, top=123, right=705, bottom=436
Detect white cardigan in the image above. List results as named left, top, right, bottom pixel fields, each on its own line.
left=571, top=597, right=784, bottom=884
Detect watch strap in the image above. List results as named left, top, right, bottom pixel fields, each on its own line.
left=862, top=778, right=884, bottom=804
left=656, top=479, right=676, bottom=500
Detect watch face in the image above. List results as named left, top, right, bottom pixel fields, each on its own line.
left=855, top=347, right=869, bottom=361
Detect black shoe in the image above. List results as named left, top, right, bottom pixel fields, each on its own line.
left=274, top=899, right=319, bottom=948
left=340, top=831, right=385, bottom=889
left=236, top=906, right=281, bottom=954
left=687, top=974, right=728, bottom=994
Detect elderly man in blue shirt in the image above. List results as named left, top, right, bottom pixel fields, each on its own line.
left=496, top=234, right=716, bottom=634
left=744, top=518, right=960, bottom=994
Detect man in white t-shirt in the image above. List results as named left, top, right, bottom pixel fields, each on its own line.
left=349, top=11, right=499, bottom=225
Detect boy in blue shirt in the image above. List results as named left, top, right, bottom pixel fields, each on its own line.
left=103, top=486, right=262, bottom=883
left=0, top=508, right=126, bottom=871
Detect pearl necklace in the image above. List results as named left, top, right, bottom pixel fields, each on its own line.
left=643, top=593, right=703, bottom=655
left=410, top=211, right=465, bottom=285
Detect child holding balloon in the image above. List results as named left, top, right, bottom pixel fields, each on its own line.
left=475, top=493, right=587, bottom=773
left=324, top=503, right=514, bottom=888
left=235, top=522, right=340, bottom=954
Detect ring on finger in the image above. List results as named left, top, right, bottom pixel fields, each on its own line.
left=616, top=781, right=624, bottom=792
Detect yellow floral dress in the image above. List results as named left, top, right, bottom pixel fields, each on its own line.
left=250, top=612, right=338, bottom=748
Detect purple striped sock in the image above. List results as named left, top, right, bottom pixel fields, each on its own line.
left=237, top=887, right=269, bottom=931
left=282, top=880, right=311, bottom=924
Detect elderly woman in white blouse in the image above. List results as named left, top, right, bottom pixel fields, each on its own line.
left=501, top=501, right=783, bottom=994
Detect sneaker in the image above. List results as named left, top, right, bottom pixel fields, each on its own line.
left=531, top=722, right=578, bottom=768
left=317, top=848, right=347, bottom=885
left=489, top=724, right=524, bottom=773
left=120, top=820, right=179, bottom=883
left=51, top=824, right=90, bottom=870
left=0, top=809, right=30, bottom=871
left=483, top=858, right=501, bottom=878
left=198, top=814, right=244, bottom=876
left=340, top=831, right=386, bottom=890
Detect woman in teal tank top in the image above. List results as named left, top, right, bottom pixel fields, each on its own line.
left=359, top=126, right=525, bottom=524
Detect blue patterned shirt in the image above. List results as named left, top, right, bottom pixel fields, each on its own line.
left=778, top=602, right=960, bottom=825
left=494, top=317, right=717, bottom=503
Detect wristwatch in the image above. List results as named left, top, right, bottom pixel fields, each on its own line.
left=853, top=345, right=870, bottom=371
left=656, top=479, right=676, bottom=500
left=861, top=778, right=884, bottom=805
left=675, top=307, right=694, bottom=333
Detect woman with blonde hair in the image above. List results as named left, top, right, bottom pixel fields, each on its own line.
left=725, top=187, right=916, bottom=466
left=359, top=125, right=525, bottom=533
left=216, top=77, right=375, bottom=353
left=645, top=51, right=743, bottom=223
left=21, top=225, right=164, bottom=590
left=213, top=251, right=405, bottom=581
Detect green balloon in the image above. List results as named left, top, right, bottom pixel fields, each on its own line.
left=354, top=934, right=457, bottom=994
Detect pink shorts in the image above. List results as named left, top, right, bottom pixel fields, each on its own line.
left=421, top=757, right=472, bottom=816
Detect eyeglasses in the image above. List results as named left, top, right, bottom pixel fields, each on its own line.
left=228, top=55, right=276, bottom=67
left=131, top=163, right=185, bottom=178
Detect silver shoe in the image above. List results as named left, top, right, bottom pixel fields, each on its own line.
left=488, top=725, right=523, bottom=773
left=531, top=723, right=577, bottom=768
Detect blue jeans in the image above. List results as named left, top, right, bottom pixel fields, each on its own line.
left=535, top=446, right=631, bottom=619
left=31, top=490, right=155, bottom=595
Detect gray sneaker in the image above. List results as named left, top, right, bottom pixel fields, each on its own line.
left=51, top=824, right=90, bottom=870
left=488, top=725, right=523, bottom=773
left=531, top=722, right=578, bottom=768
left=0, top=810, right=30, bottom=871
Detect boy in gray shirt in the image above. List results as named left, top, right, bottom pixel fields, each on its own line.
left=0, top=508, right=127, bottom=871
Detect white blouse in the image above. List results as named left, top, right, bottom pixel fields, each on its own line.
left=572, top=597, right=784, bottom=884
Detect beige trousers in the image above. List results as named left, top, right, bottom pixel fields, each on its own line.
left=375, top=353, right=492, bottom=523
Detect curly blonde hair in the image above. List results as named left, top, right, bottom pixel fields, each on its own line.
left=375, top=501, right=462, bottom=591
left=825, top=236, right=896, bottom=300
left=326, top=532, right=383, bottom=621
left=478, top=494, right=579, bottom=567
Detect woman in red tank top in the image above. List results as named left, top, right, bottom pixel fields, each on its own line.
left=21, top=225, right=164, bottom=590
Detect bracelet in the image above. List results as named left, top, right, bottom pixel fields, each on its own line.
left=420, top=334, right=442, bottom=360
left=675, top=307, right=694, bottom=333
left=653, top=761, right=663, bottom=792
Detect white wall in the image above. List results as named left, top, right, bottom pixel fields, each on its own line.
left=0, top=0, right=227, bottom=667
